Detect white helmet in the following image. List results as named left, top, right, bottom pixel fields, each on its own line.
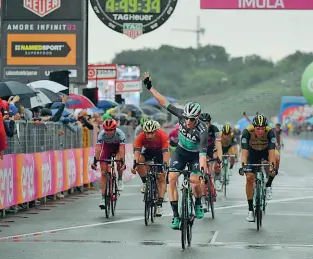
left=153, top=120, right=161, bottom=130
left=183, top=102, right=201, bottom=118
left=143, top=120, right=157, bottom=133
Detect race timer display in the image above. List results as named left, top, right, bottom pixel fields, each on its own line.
left=90, top=0, right=178, bottom=39
left=105, top=0, right=161, bottom=14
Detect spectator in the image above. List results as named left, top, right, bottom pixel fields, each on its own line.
left=0, top=99, right=7, bottom=159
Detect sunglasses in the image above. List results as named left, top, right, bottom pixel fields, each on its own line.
left=184, top=116, right=197, bottom=122
left=144, top=132, right=156, bottom=135
left=105, top=129, right=115, bottom=132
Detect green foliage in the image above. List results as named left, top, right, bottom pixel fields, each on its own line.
left=112, top=44, right=312, bottom=122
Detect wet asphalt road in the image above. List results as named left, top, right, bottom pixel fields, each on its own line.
left=1, top=151, right=313, bottom=259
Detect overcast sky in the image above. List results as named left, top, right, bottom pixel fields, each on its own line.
left=88, top=0, right=313, bottom=63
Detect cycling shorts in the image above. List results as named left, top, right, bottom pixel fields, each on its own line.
left=99, top=143, right=120, bottom=161
left=207, top=147, right=217, bottom=159
left=141, top=149, right=163, bottom=173
left=222, top=143, right=236, bottom=155
left=169, top=146, right=200, bottom=176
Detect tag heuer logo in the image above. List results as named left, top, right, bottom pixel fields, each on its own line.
left=23, top=0, right=61, bottom=17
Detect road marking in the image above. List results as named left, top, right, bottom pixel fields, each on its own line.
left=232, top=211, right=313, bottom=217
left=1, top=195, right=313, bottom=241
left=210, top=231, right=219, bottom=244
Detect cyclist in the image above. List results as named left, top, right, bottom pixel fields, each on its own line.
left=220, top=124, right=238, bottom=178
left=132, top=120, right=170, bottom=217
left=94, top=118, right=126, bottom=209
left=169, top=123, right=179, bottom=156
left=134, top=117, right=149, bottom=138
left=238, top=114, right=277, bottom=222
left=142, top=72, right=208, bottom=230
left=199, top=113, right=222, bottom=206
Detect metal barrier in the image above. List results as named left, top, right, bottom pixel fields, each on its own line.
left=6, top=121, right=84, bottom=154
left=120, top=125, right=135, bottom=143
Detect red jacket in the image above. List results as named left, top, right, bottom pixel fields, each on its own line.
left=0, top=99, right=7, bottom=151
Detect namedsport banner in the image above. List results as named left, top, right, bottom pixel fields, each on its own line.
left=0, top=0, right=87, bottom=83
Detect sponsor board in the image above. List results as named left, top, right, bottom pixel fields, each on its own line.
left=1, top=21, right=87, bottom=83
left=88, top=64, right=116, bottom=80
left=200, top=0, right=313, bottom=9
left=2, top=0, right=85, bottom=20
left=115, top=80, right=142, bottom=93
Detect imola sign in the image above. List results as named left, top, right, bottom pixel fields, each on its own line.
left=200, top=0, right=313, bottom=9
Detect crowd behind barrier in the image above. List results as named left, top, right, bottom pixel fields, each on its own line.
left=0, top=122, right=136, bottom=217
left=284, top=137, right=313, bottom=160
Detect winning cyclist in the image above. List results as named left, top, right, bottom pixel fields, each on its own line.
left=220, top=124, right=238, bottom=182
left=142, top=72, right=208, bottom=230
left=239, top=114, right=277, bottom=222
left=94, top=118, right=126, bottom=209
left=199, top=113, right=222, bottom=206
left=132, top=120, right=170, bottom=217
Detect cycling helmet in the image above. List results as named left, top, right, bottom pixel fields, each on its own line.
left=143, top=120, right=157, bottom=133
left=183, top=102, right=201, bottom=118
left=103, top=118, right=117, bottom=130
left=252, top=114, right=268, bottom=127
left=140, top=117, right=148, bottom=126
left=153, top=120, right=161, bottom=130
left=222, top=124, right=232, bottom=134
left=199, top=113, right=211, bottom=122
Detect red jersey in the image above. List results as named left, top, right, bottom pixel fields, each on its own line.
left=135, top=130, right=169, bottom=152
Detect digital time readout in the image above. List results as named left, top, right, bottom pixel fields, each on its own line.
left=105, top=0, right=161, bottom=14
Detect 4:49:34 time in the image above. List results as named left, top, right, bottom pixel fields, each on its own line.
left=105, top=0, right=161, bottom=14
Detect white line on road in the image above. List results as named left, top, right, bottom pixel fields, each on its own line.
left=210, top=231, right=219, bottom=244
left=1, top=195, right=313, bottom=242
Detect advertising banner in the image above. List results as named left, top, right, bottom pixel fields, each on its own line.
left=200, top=0, right=313, bottom=9
left=2, top=0, right=85, bottom=20
left=0, top=145, right=135, bottom=210
left=1, top=20, right=87, bottom=83
left=115, top=64, right=142, bottom=93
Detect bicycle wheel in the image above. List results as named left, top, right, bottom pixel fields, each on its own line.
left=255, top=180, right=262, bottom=231
left=105, top=173, right=111, bottom=219
left=150, top=178, right=156, bottom=223
left=187, top=191, right=194, bottom=247
left=207, top=175, right=215, bottom=219
left=181, top=187, right=187, bottom=250
left=262, top=185, right=266, bottom=214
left=144, top=178, right=151, bottom=226
left=223, top=167, right=227, bottom=197
left=111, top=176, right=118, bottom=216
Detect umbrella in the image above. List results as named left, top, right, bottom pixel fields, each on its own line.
left=67, top=94, right=95, bottom=109
left=27, top=80, right=68, bottom=93
left=51, top=108, right=72, bottom=117
left=37, top=88, right=61, bottom=102
left=97, top=99, right=118, bottom=111
left=19, top=90, right=52, bottom=108
left=0, top=81, right=37, bottom=97
left=144, top=96, right=177, bottom=106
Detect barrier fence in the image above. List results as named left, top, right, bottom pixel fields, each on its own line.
left=0, top=121, right=136, bottom=216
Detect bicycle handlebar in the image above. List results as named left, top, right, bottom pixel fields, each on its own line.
left=222, top=154, right=236, bottom=158
left=242, top=163, right=274, bottom=172
left=133, top=160, right=166, bottom=169
left=97, top=158, right=124, bottom=163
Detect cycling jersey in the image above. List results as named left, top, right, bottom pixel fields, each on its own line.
left=97, top=128, right=126, bottom=160
left=169, top=125, right=179, bottom=147
left=134, top=129, right=169, bottom=153
left=206, top=124, right=220, bottom=158
left=241, top=125, right=276, bottom=163
left=220, top=132, right=237, bottom=147
left=166, top=103, right=208, bottom=156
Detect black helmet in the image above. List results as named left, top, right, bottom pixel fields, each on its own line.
left=222, top=124, right=232, bottom=134
left=199, top=113, right=211, bottom=122
left=252, top=114, right=268, bottom=127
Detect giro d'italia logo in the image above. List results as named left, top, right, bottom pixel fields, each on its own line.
left=23, top=0, right=61, bottom=17
left=307, top=78, right=313, bottom=92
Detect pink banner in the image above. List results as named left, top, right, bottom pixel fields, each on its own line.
left=36, top=151, right=56, bottom=198
left=200, top=0, right=313, bottom=10
left=54, top=150, right=65, bottom=193
left=0, top=155, right=17, bottom=209
left=83, top=147, right=101, bottom=184
left=17, top=154, right=38, bottom=204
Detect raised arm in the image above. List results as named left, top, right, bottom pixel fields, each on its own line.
left=143, top=72, right=183, bottom=117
